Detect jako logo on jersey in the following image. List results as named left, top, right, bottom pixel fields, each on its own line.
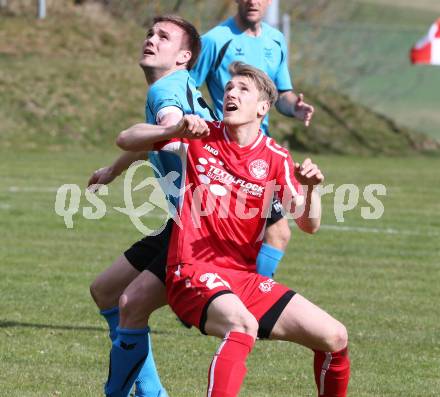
left=203, top=144, right=219, bottom=156
left=249, top=159, right=269, bottom=180
left=235, top=47, right=244, bottom=56
left=259, top=279, right=276, bottom=293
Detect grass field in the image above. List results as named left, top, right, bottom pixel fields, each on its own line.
left=2, top=1, right=439, bottom=155
left=290, top=0, right=440, bottom=139
left=1, top=148, right=439, bottom=396
left=358, top=0, right=440, bottom=13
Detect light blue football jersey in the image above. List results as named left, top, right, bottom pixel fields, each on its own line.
left=191, top=17, right=293, bottom=135
left=146, top=69, right=214, bottom=208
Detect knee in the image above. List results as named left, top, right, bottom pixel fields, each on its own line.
left=324, top=322, right=348, bottom=352
left=243, top=315, right=259, bottom=338
left=118, top=288, right=157, bottom=324
left=89, top=278, right=106, bottom=308
left=118, top=292, right=141, bottom=326
left=118, top=291, right=144, bottom=319
left=229, top=312, right=259, bottom=339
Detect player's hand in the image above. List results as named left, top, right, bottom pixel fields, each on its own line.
left=87, top=166, right=116, bottom=192
left=175, top=115, right=210, bottom=139
left=293, top=93, right=314, bottom=127
left=294, top=158, right=324, bottom=186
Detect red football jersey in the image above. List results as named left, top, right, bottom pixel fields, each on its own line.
left=154, top=121, right=303, bottom=272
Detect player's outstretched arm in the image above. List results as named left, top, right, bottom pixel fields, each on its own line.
left=116, top=115, right=210, bottom=151
left=87, top=151, right=146, bottom=192
left=292, top=158, right=323, bottom=234
left=275, top=91, right=314, bottom=127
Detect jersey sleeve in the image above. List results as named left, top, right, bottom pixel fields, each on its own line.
left=275, top=151, right=303, bottom=207
left=156, top=106, right=184, bottom=124
left=153, top=121, right=217, bottom=153
left=147, top=86, right=184, bottom=122
left=190, top=33, right=217, bottom=88
left=153, top=137, right=184, bottom=153
left=273, top=35, right=294, bottom=92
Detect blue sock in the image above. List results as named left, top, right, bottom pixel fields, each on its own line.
left=256, top=243, right=284, bottom=277
left=100, top=307, right=119, bottom=342
left=134, top=333, right=168, bottom=397
left=105, top=327, right=149, bottom=397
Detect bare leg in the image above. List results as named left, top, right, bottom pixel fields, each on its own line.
left=119, top=270, right=167, bottom=329
left=90, top=254, right=139, bottom=310
left=270, top=294, right=350, bottom=397
left=270, top=294, right=347, bottom=351
left=205, top=293, right=259, bottom=338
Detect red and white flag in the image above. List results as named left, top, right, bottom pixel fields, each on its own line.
left=410, top=19, right=440, bottom=65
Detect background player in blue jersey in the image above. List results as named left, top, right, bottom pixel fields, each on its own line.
left=87, top=15, right=212, bottom=397
left=190, top=0, right=315, bottom=279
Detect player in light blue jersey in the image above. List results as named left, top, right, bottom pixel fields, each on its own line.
left=191, top=12, right=290, bottom=134
left=190, top=0, right=315, bottom=280
left=87, top=16, right=213, bottom=397
left=146, top=68, right=214, bottom=208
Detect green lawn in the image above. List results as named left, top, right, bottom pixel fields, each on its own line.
left=0, top=149, right=439, bottom=396
left=290, top=1, right=440, bottom=139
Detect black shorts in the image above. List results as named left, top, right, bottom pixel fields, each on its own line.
left=124, top=220, right=172, bottom=284
left=266, top=198, right=284, bottom=226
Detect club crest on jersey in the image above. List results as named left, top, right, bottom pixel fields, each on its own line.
left=264, top=47, right=273, bottom=60
left=259, top=279, right=276, bottom=293
left=249, top=159, right=269, bottom=180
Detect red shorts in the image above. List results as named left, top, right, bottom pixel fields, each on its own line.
left=166, top=263, right=295, bottom=338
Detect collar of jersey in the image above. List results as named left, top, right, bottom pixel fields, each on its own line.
left=228, top=16, right=267, bottom=38
left=222, top=123, right=265, bottom=153
left=149, top=69, right=189, bottom=89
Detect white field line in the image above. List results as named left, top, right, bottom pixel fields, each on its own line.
left=4, top=186, right=438, bottom=237
left=289, top=221, right=439, bottom=237
left=7, top=186, right=59, bottom=193
left=143, top=214, right=439, bottom=237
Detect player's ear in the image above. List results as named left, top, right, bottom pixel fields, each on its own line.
left=177, top=49, right=192, bottom=67
left=257, top=100, right=270, bottom=118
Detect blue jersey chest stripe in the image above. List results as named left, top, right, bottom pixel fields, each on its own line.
left=215, top=39, right=233, bottom=71
left=272, top=39, right=284, bottom=65
left=197, top=96, right=219, bottom=121
left=186, top=78, right=195, bottom=114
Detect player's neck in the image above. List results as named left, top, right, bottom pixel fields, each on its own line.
left=234, top=15, right=262, bottom=37
left=143, top=65, right=185, bottom=85
left=225, top=122, right=260, bottom=147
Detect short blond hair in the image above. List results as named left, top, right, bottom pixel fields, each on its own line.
left=228, top=62, right=278, bottom=105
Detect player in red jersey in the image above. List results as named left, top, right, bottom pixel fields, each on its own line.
left=117, top=62, right=350, bottom=397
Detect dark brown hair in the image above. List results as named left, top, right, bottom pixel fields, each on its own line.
left=153, top=15, right=201, bottom=70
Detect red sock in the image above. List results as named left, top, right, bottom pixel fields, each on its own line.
left=313, top=347, right=350, bottom=397
left=206, top=331, right=255, bottom=397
